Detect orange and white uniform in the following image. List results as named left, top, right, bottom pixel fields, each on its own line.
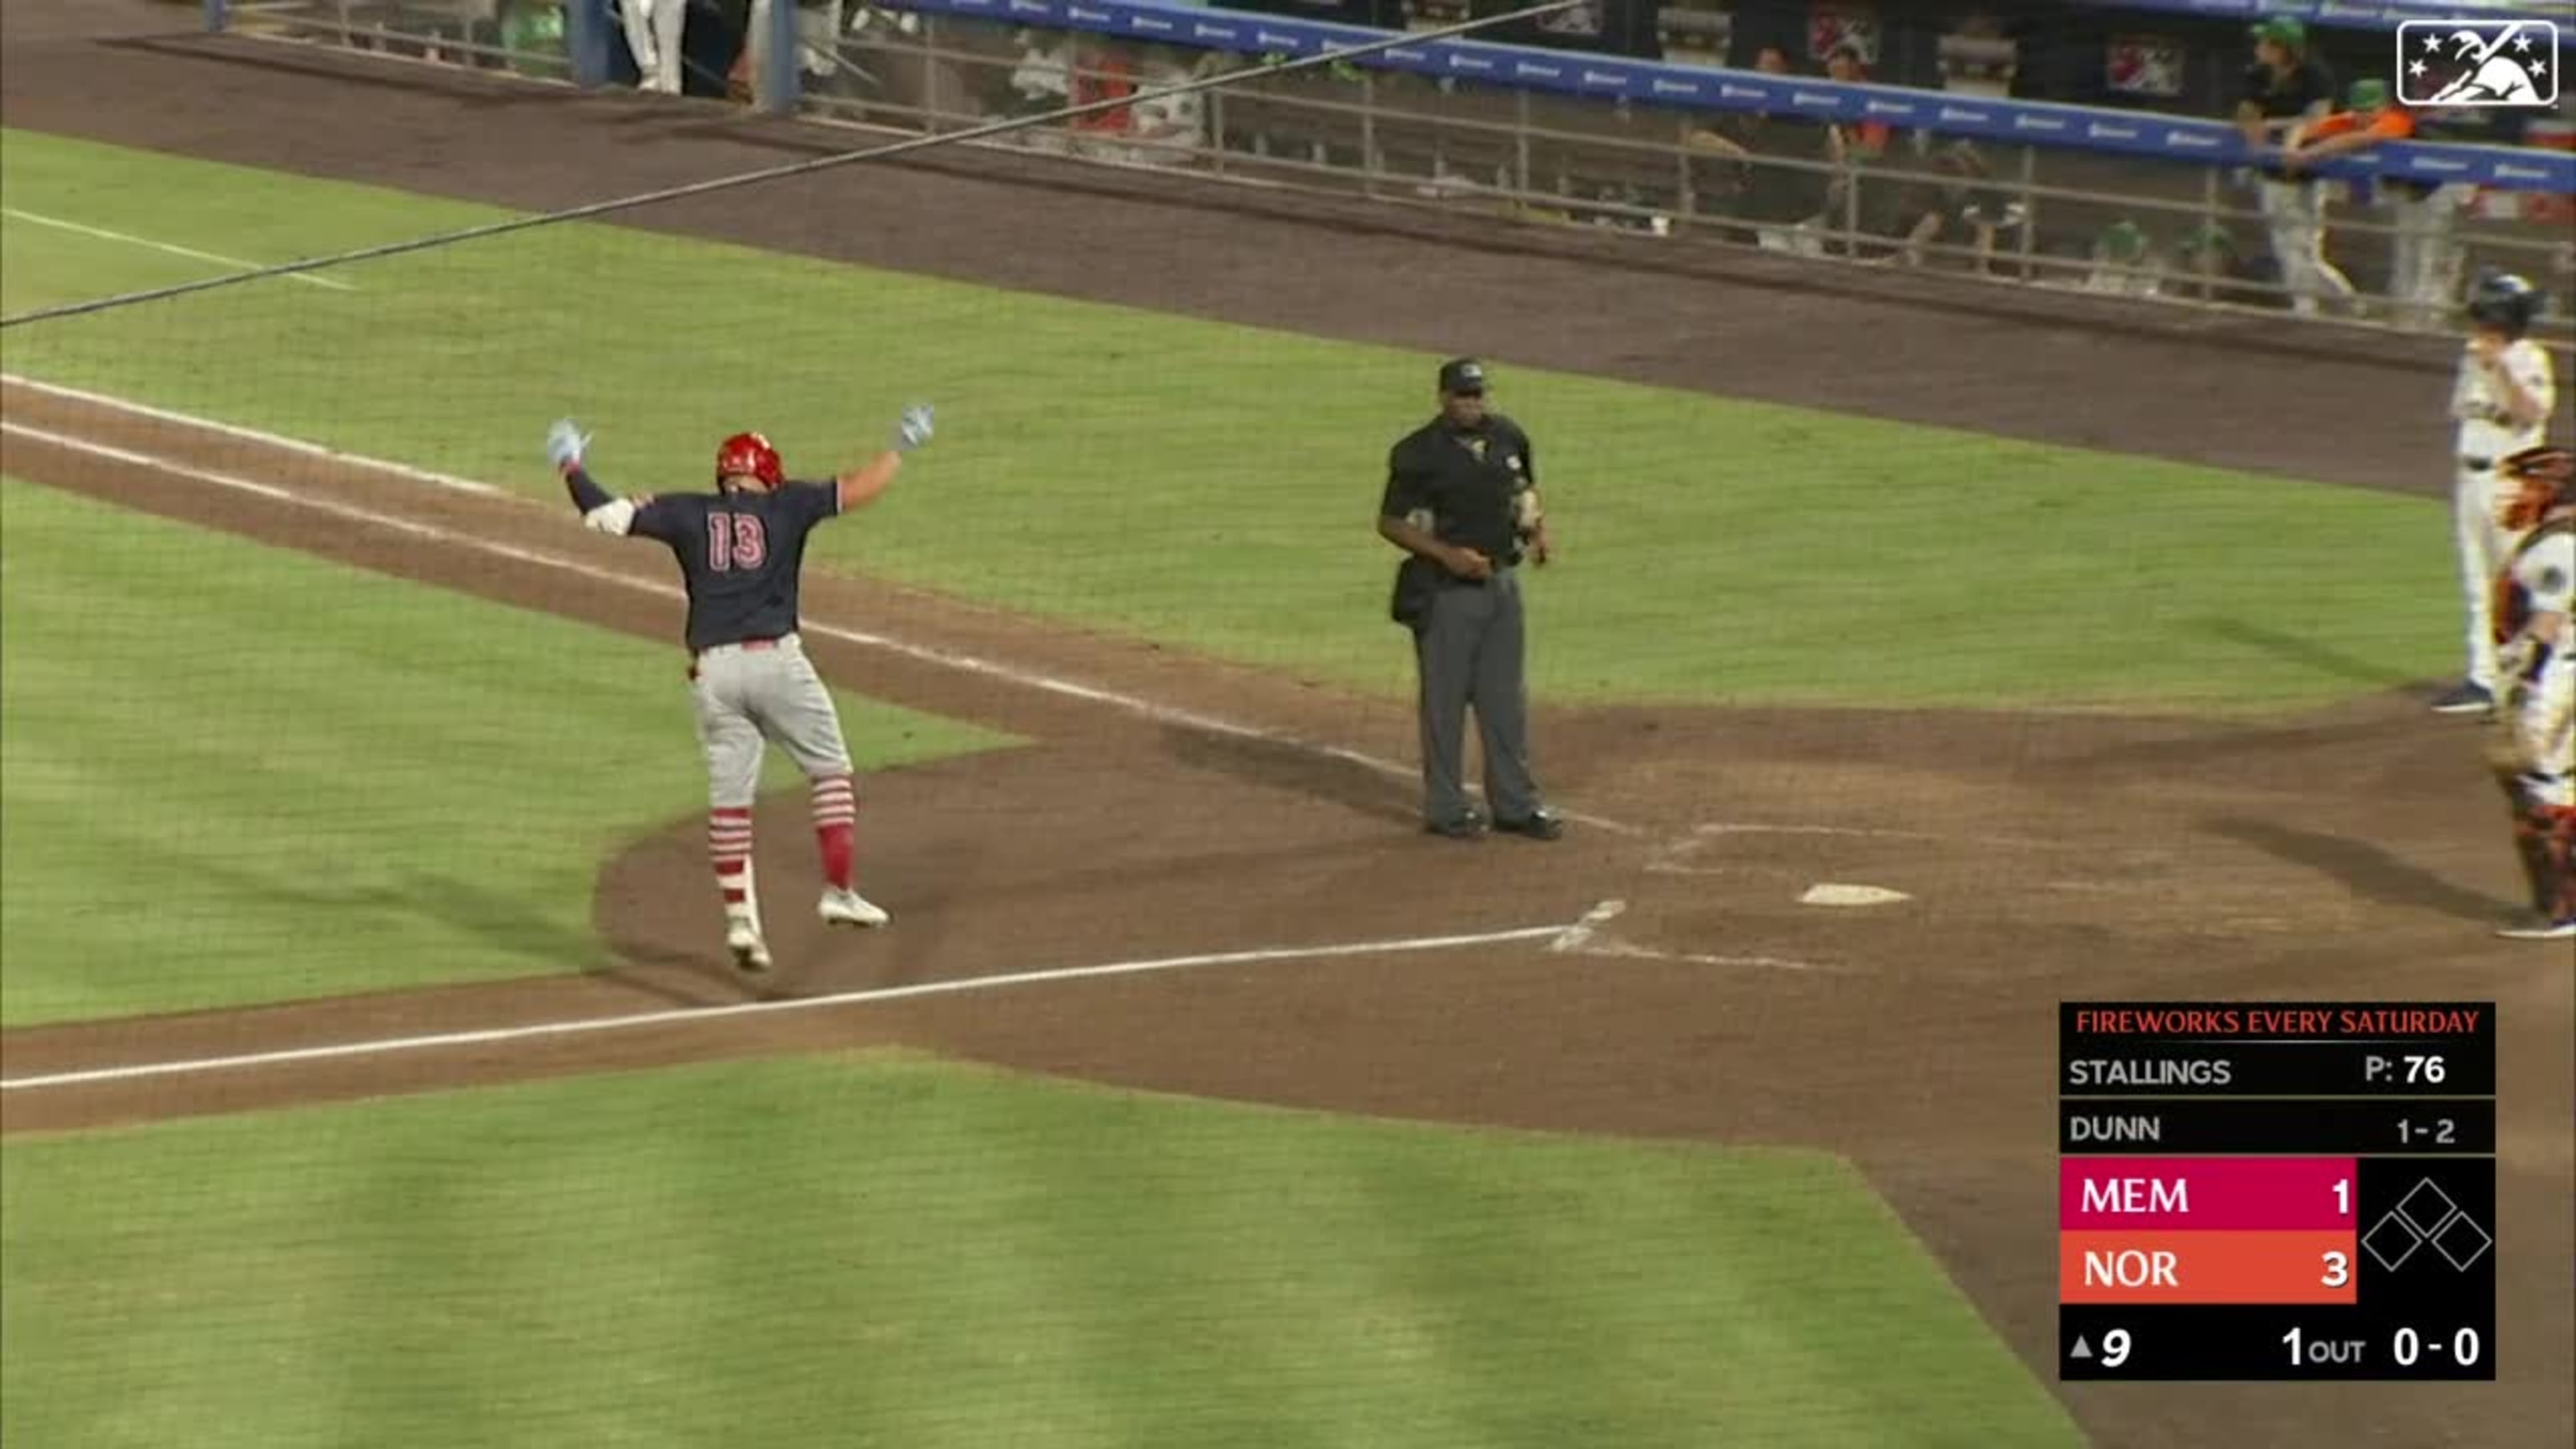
left=2451, top=342, right=2557, bottom=693
left=2495, top=517, right=2575, bottom=807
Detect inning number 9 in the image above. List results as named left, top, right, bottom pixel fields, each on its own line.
left=2101, top=1329, right=2132, bottom=1368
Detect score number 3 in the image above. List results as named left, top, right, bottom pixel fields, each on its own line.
left=2322, top=1180, right=2352, bottom=1288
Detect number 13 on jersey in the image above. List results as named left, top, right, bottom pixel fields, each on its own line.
left=708, top=513, right=768, bottom=572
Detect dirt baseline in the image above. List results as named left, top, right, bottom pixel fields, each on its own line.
left=3, top=8, right=2571, bottom=1447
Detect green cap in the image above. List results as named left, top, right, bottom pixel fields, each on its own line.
left=2347, top=77, right=2390, bottom=110
left=2179, top=223, right=2235, bottom=257
left=2251, top=16, right=2307, bottom=48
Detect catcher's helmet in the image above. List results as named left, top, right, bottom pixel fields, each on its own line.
left=2464, top=268, right=2545, bottom=337
left=714, top=432, right=784, bottom=490
left=2497, top=445, right=2576, bottom=532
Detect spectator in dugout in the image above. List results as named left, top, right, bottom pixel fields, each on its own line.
left=1822, top=44, right=1892, bottom=160
left=2174, top=222, right=2267, bottom=308
left=1685, top=46, right=1832, bottom=247
left=1882, top=138, right=2018, bottom=272
left=1004, top=28, right=1077, bottom=123
left=2233, top=17, right=2353, bottom=318
left=2080, top=219, right=2163, bottom=297
left=745, top=1, right=863, bottom=101
left=2284, top=78, right=2460, bottom=330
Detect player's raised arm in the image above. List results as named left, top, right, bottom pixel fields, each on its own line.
left=833, top=404, right=936, bottom=514
left=548, top=418, right=649, bottom=536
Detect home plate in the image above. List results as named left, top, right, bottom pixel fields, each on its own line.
left=1800, top=883, right=1911, bottom=907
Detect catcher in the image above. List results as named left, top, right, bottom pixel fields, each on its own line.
left=2482, top=444, right=2576, bottom=942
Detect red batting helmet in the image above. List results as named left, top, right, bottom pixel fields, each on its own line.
left=714, top=432, right=784, bottom=490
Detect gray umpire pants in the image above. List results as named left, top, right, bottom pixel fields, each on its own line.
left=1414, top=567, right=1541, bottom=826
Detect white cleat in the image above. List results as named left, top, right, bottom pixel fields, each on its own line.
left=818, top=887, right=891, bottom=929
left=2496, top=915, right=2576, bottom=942
left=725, top=921, right=774, bottom=974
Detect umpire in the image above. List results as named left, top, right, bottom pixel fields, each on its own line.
left=1379, top=358, right=1562, bottom=840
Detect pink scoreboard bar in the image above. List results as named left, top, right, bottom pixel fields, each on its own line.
left=2059, top=1156, right=2360, bottom=1231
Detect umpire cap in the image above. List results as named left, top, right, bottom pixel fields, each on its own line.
left=1438, top=358, right=1488, bottom=395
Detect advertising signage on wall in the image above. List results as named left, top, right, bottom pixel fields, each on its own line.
left=896, top=0, right=2576, bottom=191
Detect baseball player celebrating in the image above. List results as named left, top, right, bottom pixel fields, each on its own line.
left=2483, top=445, right=2576, bottom=940
left=2433, top=271, right=2558, bottom=717
left=546, top=405, right=935, bottom=973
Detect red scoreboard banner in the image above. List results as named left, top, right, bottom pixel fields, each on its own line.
left=2059, top=1001, right=2495, bottom=1380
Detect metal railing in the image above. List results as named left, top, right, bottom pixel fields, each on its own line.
left=792, top=13, right=2572, bottom=342
left=247, top=2, right=579, bottom=82
left=221, top=2, right=2576, bottom=346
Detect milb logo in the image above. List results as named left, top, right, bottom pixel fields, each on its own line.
left=2396, top=19, right=2559, bottom=107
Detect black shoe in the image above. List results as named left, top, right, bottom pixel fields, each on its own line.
left=1493, top=810, right=1565, bottom=841
left=1424, top=813, right=1486, bottom=840
left=2429, top=681, right=2494, bottom=716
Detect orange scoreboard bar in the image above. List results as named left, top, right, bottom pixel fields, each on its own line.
left=2059, top=1001, right=2495, bottom=1380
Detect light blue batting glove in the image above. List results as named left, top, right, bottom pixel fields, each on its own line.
left=546, top=418, right=590, bottom=471
left=892, top=404, right=934, bottom=454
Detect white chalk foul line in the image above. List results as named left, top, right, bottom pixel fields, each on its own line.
left=3, top=209, right=358, bottom=292
left=0, top=923, right=1570, bottom=1094
left=0, top=378, right=1639, bottom=837
left=4, top=374, right=496, bottom=496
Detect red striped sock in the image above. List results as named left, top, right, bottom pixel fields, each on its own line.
left=709, top=807, right=756, bottom=917
left=812, top=775, right=857, bottom=890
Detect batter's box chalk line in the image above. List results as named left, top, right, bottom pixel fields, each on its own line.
left=1653, top=821, right=2058, bottom=858
left=1547, top=899, right=1836, bottom=973
left=1799, top=883, right=1912, bottom=907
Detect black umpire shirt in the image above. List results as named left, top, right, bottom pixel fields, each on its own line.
left=1382, top=413, right=1536, bottom=568
left=2242, top=59, right=2334, bottom=183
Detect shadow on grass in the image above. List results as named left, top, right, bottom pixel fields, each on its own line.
left=185, top=856, right=724, bottom=1007
left=2194, top=617, right=2423, bottom=692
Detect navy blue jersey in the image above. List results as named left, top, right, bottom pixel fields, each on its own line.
left=629, top=481, right=840, bottom=652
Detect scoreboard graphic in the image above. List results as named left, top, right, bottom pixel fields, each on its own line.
left=2059, top=1001, right=2496, bottom=1381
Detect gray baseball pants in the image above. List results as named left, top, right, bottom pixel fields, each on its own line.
left=1413, top=567, right=1542, bottom=827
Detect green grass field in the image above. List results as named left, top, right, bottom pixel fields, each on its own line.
left=0, top=476, right=1015, bottom=1025
left=0, top=129, right=2459, bottom=712
left=0, top=1052, right=2082, bottom=1449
